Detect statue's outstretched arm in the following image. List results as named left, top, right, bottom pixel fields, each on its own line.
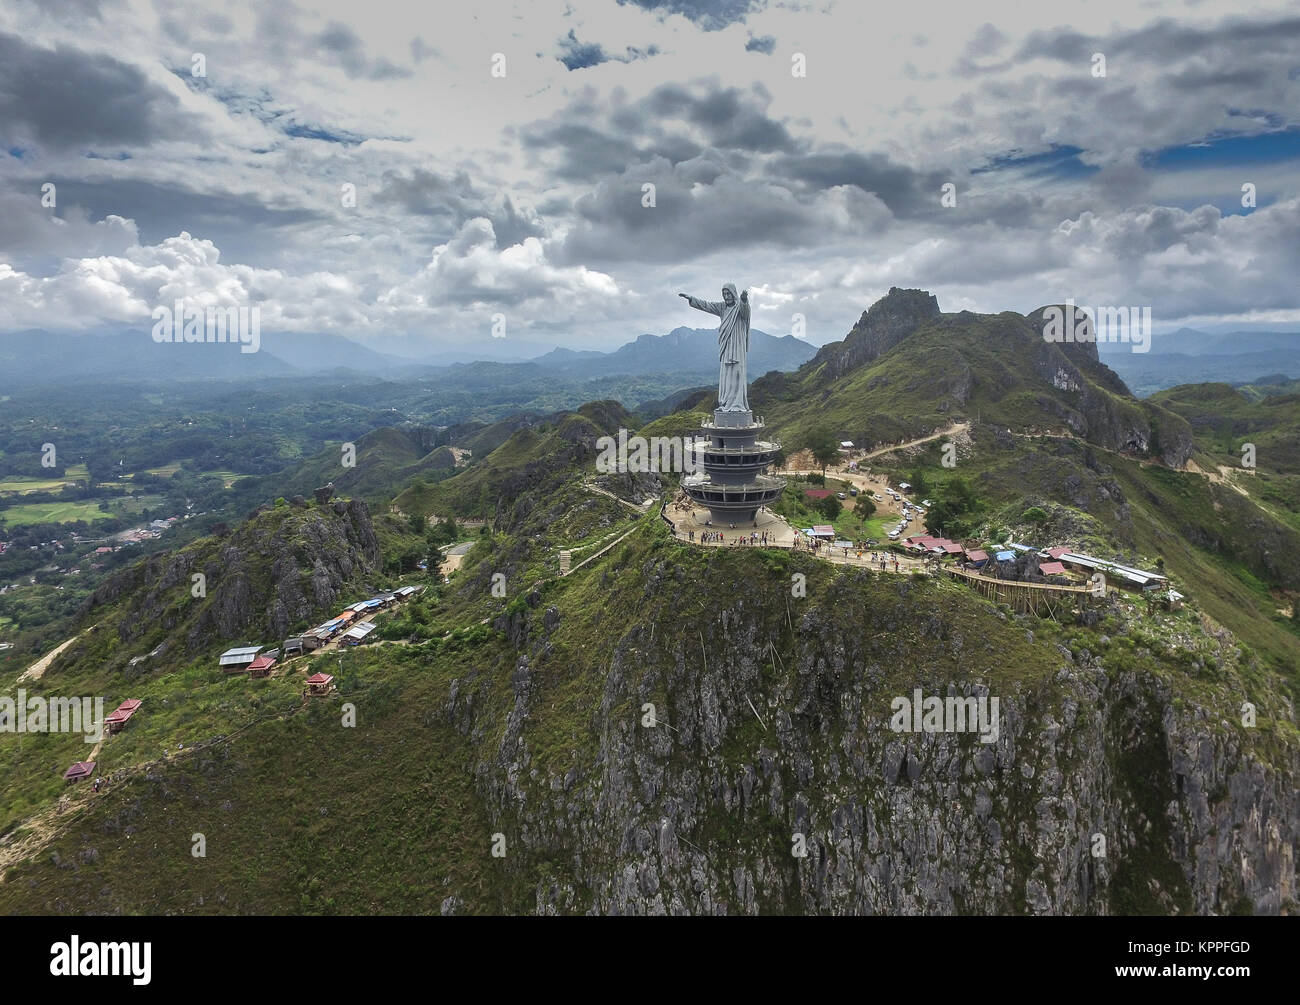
left=679, top=293, right=722, bottom=317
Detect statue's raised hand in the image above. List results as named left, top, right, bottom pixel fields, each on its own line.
left=678, top=292, right=689, bottom=300
left=740, top=290, right=748, bottom=303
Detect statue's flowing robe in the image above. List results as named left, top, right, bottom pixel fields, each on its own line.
left=684, top=283, right=750, bottom=412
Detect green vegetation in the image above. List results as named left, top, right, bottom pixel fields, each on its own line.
left=804, top=424, right=841, bottom=475
left=1, top=295, right=1297, bottom=915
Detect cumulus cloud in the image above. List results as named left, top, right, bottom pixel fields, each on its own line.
left=0, top=0, right=1296, bottom=352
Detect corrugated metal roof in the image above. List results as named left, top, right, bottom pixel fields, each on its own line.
left=219, top=646, right=262, bottom=666
left=1058, top=553, right=1165, bottom=585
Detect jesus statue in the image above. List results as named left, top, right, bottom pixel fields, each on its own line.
left=678, top=283, right=750, bottom=413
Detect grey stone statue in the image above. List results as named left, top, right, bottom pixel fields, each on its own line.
left=679, top=283, right=750, bottom=412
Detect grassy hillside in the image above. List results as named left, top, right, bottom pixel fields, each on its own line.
left=2, top=290, right=1297, bottom=915
left=755, top=300, right=1191, bottom=470
left=2, top=517, right=1292, bottom=913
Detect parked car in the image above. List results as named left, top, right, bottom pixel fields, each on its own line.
left=849, top=487, right=858, bottom=496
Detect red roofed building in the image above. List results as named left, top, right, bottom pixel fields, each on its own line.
left=1045, top=546, right=1071, bottom=559
left=63, top=760, right=95, bottom=784
left=247, top=654, right=277, bottom=678
left=1039, top=561, right=1066, bottom=576
left=105, top=699, right=142, bottom=734
left=306, top=672, right=334, bottom=695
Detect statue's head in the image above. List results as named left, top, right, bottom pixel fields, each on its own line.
left=722, top=283, right=737, bottom=306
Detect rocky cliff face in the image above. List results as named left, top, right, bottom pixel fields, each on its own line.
left=84, top=499, right=381, bottom=654
left=446, top=563, right=1297, bottom=915
left=810, top=287, right=941, bottom=382
left=1027, top=305, right=1194, bottom=468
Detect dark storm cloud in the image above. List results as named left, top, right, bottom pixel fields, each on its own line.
left=522, top=121, right=647, bottom=179
left=554, top=153, right=886, bottom=265
left=39, top=178, right=323, bottom=261
left=375, top=169, right=545, bottom=247
left=518, top=80, right=791, bottom=183
left=316, top=21, right=410, bottom=80
left=0, top=33, right=195, bottom=151
left=519, top=114, right=704, bottom=181
left=1017, top=14, right=1300, bottom=67
left=617, top=0, right=761, bottom=31
left=745, top=34, right=775, bottom=54
left=765, top=149, right=947, bottom=219
left=643, top=83, right=797, bottom=152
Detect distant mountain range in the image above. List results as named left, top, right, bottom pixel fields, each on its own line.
left=529, top=326, right=816, bottom=377
left=1099, top=328, right=1300, bottom=396
left=1142, top=328, right=1300, bottom=356
left=0, top=325, right=817, bottom=388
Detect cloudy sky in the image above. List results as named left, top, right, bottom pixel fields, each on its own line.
left=1, top=0, right=1297, bottom=358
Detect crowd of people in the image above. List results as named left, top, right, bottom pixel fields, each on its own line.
left=686, top=528, right=775, bottom=546
left=667, top=491, right=907, bottom=571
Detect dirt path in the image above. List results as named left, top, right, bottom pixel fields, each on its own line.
left=1184, top=459, right=1252, bottom=498
left=0, top=793, right=92, bottom=874
left=17, top=626, right=94, bottom=684
left=856, top=422, right=970, bottom=462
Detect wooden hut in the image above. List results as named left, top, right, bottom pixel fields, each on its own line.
left=63, top=760, right=96, bottom=784
left=306, top=672, right=334, bottom=696
left=104, top=699, right=142, bottom=735
left=282, top=635, right=321, bottom=657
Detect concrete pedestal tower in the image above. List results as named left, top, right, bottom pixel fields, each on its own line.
left=682, top=408, right=784, bottom=525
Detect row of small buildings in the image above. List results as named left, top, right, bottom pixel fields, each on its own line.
left=63, top=698, right=142, bottom=785
left=218, top=585, right=423, bottom=673
left=903, top=536, right=1177, bottom=596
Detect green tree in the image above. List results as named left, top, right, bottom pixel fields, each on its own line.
left=1021, top=506, right=1048, bottom=525
left=816, top=494, right=842, bottom=520
left=806, top=425, right=841, bottom=477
